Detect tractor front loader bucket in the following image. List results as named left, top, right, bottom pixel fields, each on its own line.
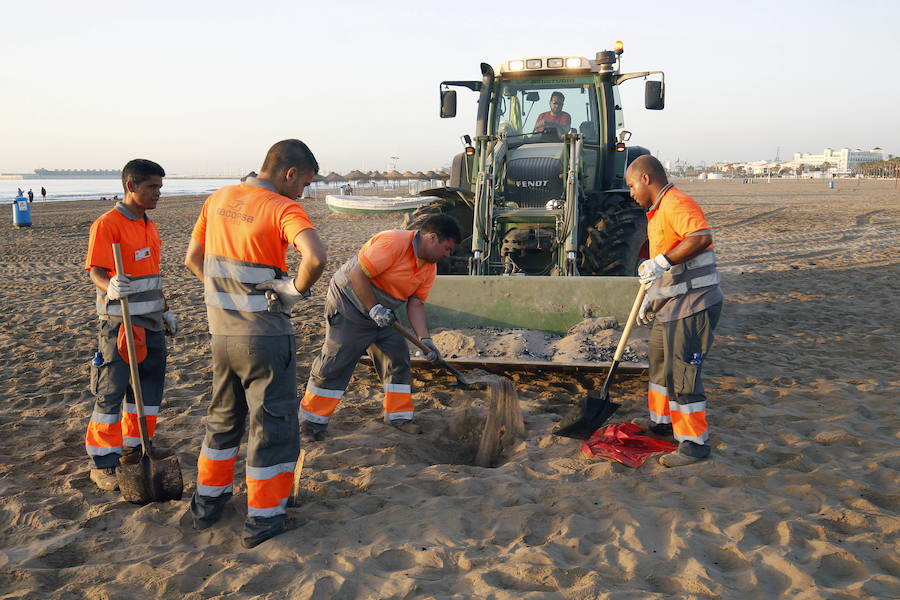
left=411, top=275, right=641, bottom=335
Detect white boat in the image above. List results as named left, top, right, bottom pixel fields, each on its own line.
left=325, top=194, right=437, bottom=214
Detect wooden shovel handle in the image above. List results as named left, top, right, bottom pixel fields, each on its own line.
left=112, top=243, right=152, bottom=451
left=391, top=322, right=469, bottom=386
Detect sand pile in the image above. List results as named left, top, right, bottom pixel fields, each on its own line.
left=428, top=316, right=648, bottom=364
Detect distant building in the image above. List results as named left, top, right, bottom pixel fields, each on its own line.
left=792, top=148, right=886, bottom=173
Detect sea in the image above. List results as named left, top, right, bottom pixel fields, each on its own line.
left=1, top=178, right=239, bottom=203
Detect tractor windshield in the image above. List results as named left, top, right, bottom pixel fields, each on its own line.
left=493, top=80, right=599, bottom=147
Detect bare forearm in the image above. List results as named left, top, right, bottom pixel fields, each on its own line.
left=407, top=299, right=429, bottom=339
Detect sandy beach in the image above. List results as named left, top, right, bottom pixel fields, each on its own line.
left=0, top=178, right=897, bottom=599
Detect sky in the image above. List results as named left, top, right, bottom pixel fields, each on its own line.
left=2, top=0, right=898, bottom=176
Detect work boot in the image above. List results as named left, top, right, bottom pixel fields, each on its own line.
left=242, top=515, right=306, bottom=549
left=121, top=445, right=141, bottom=464
left=90, top=467, right=119, bottom=491
left=301, top=421, right=327, bottom=443
left=633, top=418, right=674, bottom=438
left=387, top=418, right=422, bottom=435
left=659, top=441, right=710, bottom=468
left=190, top=491, right=231, bottom=530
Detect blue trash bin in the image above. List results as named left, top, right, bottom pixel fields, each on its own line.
left=13, top=194, right=32, bottom=227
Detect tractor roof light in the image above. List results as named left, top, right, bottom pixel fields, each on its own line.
left=546, top=57, right=564, bottom=68
left=508, top=59, right=525, bottom=71
left=614, top=41, right=624, bottom=55
left=566, top=57, right=584, bottom=68
left=525, top=58, right=542, bottom=69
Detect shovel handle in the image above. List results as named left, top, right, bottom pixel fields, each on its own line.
left=391, top=322, right=468, bottom=386
left=112, top=244, right=152, bottom=452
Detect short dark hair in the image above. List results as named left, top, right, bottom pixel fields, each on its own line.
left=629, top=154, right=668, bottom=184
left=261, top=139, right=319, bottom=176
left=419, top=214, right=462, bottom=244
left=551, top=91, right=565, bottom=102
left=122, top=159, right=165, bottom=192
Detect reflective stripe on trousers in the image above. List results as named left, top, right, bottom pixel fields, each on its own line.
left=192, top=334, right=299, bottom=519
left=85, top=322, right=166, bottom=468
left=302, top=301, right=412, bottom=425
left=647, top=302, right=721, bottom=445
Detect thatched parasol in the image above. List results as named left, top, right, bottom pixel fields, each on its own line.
left=385, top=170, right=404, bottom=181
left=401, top=170, right=418, bottom=181
left=344, top=170, right=368, bottom=182
left=324, top=171, right=345, bottom=183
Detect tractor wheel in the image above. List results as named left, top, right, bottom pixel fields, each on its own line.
left=579, top=199, right=648, bottom=276
left=401, top=197, right=474, bottom=275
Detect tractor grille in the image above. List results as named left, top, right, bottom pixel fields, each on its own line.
left=504, top=157, right=564, bottom=208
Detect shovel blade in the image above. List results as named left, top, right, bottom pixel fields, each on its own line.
left=117, top=453, right=183, bottom=504
left=552, top=391, right=621, bottom=440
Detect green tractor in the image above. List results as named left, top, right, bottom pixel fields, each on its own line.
left=403, top=43, right=666, bottom=332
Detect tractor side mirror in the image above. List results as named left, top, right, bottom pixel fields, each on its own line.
left=441, top=89, right=457, bottom=118
left=525, top=91, right=540, bottom=102
left=645, top=80, right=664, bottom=110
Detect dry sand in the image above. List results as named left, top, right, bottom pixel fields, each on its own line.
left=0, top=178, right=898, bottom=598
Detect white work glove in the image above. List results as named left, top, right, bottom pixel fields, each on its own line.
left=638, top=253, right=671, bottom=285
left=368, top=303, right=397, bottom=327
left=163, top=309, right=177, bottom=336
left=637, top=294, right=654, bottom=325
left=106, top=274, right=133, bottom=300
left=256, top=276, right=307, bottom=314
left=420, top=338, right=442, bottom=364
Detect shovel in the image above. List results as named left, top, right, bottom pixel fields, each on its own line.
left=112, top=243, right=183, bottom=504
left=391, top=322, right=469, bottom=388
left=553, top=282, right=648, bottom=439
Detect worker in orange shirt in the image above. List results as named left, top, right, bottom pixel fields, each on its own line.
left=625, top=155, right=723, bottom=467
left=184, top=139, right=326, bottom=548
left=84, top=159, right=177, bottom=492
left=300, top=214, right=461, bottom=440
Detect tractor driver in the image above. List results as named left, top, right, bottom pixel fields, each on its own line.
left=534, top=91, right=571, bottom=135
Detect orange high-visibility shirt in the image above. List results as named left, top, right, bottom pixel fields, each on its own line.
left=191, top=184, right=314, bottom=268
left=646, top=186, right=714, bottom=257
left=85, top=205, right=161, bottom=278
left=357, top=230, right=435, bottom=302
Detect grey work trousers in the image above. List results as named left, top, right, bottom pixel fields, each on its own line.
left=191, top=334, right=299, bottom=525
left=648, top=302, right=722, bottom=445
left=86, top=320, right=167, bottom=468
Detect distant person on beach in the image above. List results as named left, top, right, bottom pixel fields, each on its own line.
left=625, top=155, right=723, bottom=468
left=83, top=159, right=177, bottom=492
left=41, top=187, right=46, bottom=201
left=17, top=188, right=24, bottom=196
left=184, top=139, right=326, bottom=549
left=27, top=189, right=33, bottom=203
left=299, top=214, right=460, bottom=442
left=534, top=91, right=571, bottom=134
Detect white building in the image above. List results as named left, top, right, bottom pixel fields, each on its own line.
left=793, top=148, right=886, bottom=172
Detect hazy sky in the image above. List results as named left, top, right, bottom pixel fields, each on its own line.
left=3, top=0, right=897, bottom=175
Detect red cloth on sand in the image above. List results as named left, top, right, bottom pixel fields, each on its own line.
left=581, top=422, right=678, bottom=467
